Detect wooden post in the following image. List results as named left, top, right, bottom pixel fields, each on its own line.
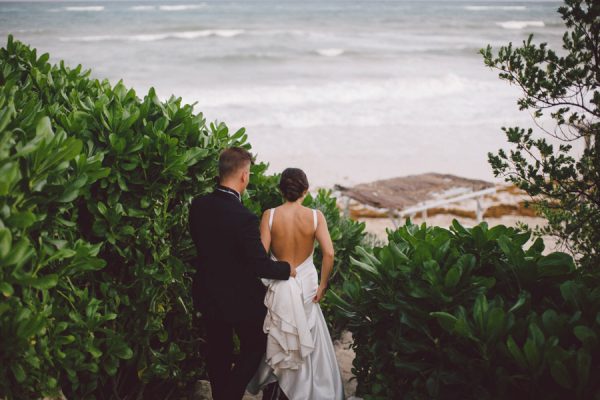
left=476, top=197, right=483, bottom=222
left=343, top=196, right=350, bottom=218
left=388, top=209, right=399, bottom=229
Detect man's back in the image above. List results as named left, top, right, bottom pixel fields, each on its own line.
left=189, top=188, right=290, bottom=323
left=195, top=149, right=293, bottom=400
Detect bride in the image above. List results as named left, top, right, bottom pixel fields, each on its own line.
left=247, top=168, right=345, bottom=400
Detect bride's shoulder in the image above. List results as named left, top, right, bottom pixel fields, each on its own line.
left=301, top=205, right=322, bottom=216
left=260, top=206, right=280, bottom=222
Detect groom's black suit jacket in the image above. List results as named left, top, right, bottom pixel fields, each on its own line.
left=189, top=186, right=291, bottom=323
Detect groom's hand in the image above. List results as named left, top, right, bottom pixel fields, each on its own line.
left=290, top=265, right=297, bottom=278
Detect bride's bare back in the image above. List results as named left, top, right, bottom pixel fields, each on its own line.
left=260, top=203, right=334, bottom=270
left=268, top=205, right=316, bottom=267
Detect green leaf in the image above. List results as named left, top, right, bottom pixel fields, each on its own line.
left=36, top=116, right=54, bottom=139
left=0, top=228, right=12, bottom=258
left=444, top=265, right=461, bottom=288
left=16, top=315, right=45, bottom=338
left=430, top=311, right=457, bottom=332
left=389, top=242, right=410, bottom=263
left=103, top=357, right=119, bottom=376
left=523, top=338, right=540, bottom=369
left=57, top=187, right=80, bottom=203
left=0, top=162, right=19, bottom=196
left=507, top=336, right=527, bottom=369
left=451, top=219, right=468, bottom=235
left=97, top=201, right=108, bottom=216
left=576, top=349, right=591, bottom=388
left=0, top=282, right=14, bottom=297
left=542, top=309, right=562, bottom=334
left=47, top=376, right=58, bottom=389
left=356, top=246, right=381, bottom=267
left=486, top=308, right=505, bottom=338
left=3, top=238, right=34, bottom=267
left=7, top=211, right=37, bottom=229
left=21, top=274, right=58, bottom=289
left=11, top=363, right=26, bottom=383
left=88, top=345, right=103, bottom=358
left=113, top=343, right=134, bottom=360
left=473, top=294, right=488, bottom=332
left=529, top=322, right=545, bottom=347
left=350, top=256, right=379, bottom=277
left=453, top=316, right=473, bottom=339
left=573, top=325, right=597, bottom=348
left=550, top=361, right=572, bottom=388
left=0, top=99, right=15, bottom=133
left=508, top=292, right=528, bottom=313
left=538, top=252, right=575, bottom=276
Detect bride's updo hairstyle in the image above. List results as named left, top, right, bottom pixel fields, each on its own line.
left=279, top=168, right=309, bottom=202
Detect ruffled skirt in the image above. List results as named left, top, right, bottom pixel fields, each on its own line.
left=247, top=259, right=345, bottom=400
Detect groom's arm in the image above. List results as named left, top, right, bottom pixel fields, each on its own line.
left=239, top=212, right=291, bottom=280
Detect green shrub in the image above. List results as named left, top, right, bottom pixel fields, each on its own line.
left=331, top=220, right=600, bottom=400
left=0, top=34, right=251, bottom=399
left=483, top=0, right=600, bottom=268
left=0, top=36, right=363, bottom=399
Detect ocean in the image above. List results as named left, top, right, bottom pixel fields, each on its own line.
left=0, top=0, right=565, bottom=187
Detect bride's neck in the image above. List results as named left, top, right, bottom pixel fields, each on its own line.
left=284, top=199, right=303, bottom=206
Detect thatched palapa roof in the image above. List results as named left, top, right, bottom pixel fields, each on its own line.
left=335, top=173, right=495, bottom=210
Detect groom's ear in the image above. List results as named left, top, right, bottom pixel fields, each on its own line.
left=241, top=167, right=250, bottom=185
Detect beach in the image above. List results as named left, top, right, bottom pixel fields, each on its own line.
left=0, top=0, right=566, bottom=188
left=1, top=1, right=574, bottom=398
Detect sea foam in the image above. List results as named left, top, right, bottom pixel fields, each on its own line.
left=316, top=48, right=345, bottom=57
left=130, top=5, right=156, bottom=11
left=64, top=6, right=105, bottom=12
left=496, top=20, right=545, bottom=29
left=59, top=30, right=244, bottom=43
left=465, top=6, right=526, bottom=11
left=158, top=4, right=206, bottom=11
left=181, top=74, right=481, bottom=128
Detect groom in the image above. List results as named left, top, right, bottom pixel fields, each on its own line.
left=189, top=147, right=294, bottom=400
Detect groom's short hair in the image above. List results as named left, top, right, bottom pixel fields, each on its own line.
left=219, top=147, right=253, bottom=179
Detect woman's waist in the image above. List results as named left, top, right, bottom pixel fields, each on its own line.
left=271, top=255, right=315, bottom=271
left=295, top=257, right=316, bottom=272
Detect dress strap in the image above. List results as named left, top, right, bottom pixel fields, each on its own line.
left=269, top=208, right=275, bottom=231
left=312, top=209, right=318, bottom=231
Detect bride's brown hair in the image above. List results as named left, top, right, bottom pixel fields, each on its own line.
left=279, top=168, right=309, bottom=202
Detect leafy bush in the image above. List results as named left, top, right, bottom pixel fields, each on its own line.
left=0, top=34, right=250, bottom=399
left=483, top=0, right=600, bottom=267
left=0, top=36, right=363, bottom=399
left=331, top=220, right=600, bottom=400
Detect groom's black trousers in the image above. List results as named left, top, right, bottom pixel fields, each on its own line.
left=205, top=315, right=266, bottom=400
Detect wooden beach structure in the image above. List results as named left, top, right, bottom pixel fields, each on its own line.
left=335, top=173, right=496, bottom=227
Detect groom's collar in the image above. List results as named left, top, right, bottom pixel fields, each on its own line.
left=215, top=185, right=242, bottom=202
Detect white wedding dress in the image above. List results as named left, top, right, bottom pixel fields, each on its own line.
left=247, top=208, right=345, bottom=400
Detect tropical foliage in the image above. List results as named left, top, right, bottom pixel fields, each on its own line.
left=0, top=36, right=363, bottom=399
left=483, top=0, right=600, bottom=268
left=331, top=220, right=600, bottom=399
